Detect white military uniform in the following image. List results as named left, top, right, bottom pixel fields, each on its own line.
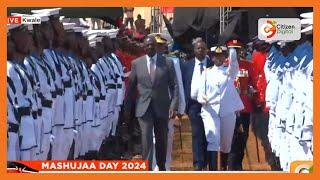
left=191, top=48, right=244, bottom=153
left=104, top=55, right=120, bottom=136
left=8, top=61, right=37, bottom=160
left=42, top=49, right=64, bottom=159
left=7, top=80, right=20, bottom=161
left=72, top=57, right=85, bottom=159
left=101, top=56, right=117, bottom=137
left=24, top=54, right=55, bottom=160
left=91, top=61, right=109, bottom=150
left=289, top=43, right=313, bottom=170
left=87, top=67, right=102, bottom=152
left=99, top=57, right=114, bottom=138
left=79, top=60, right=90, bottom=157
left=109, top=53, right=125, bottom=136
left=90, top=63, right=105, bottom=151
left=58, top=52, right=76, bottom=159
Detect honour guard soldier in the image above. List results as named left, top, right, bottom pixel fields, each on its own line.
left=9, top=23, right=38, bottom=160
left=90, top=35, right=110, bottom=157
left=18, top=13, right=54, bottom=160
left=7, top=29, right=21, bottom=161
left=153, top=34, right=186, bottom=171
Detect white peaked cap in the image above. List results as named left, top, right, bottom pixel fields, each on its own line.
left=89, top=40, right=96, bottom=47
left=301, top=18, right=313, bottom=25
left=300, top=12, right=313, bottom=19
left=86, top=30, right=100, bottom=35
left=73, top=26, right=87, bottom=33
left=88, top=34, right=97, bottom=41
left=31, top=8, right=61, bottom=16
left=107, top=29, right=119, bottom=38
left=82, top=29, right=89, bottom=36
left=63, top=23, right=76, bottom=30
left=94, top=36, right=103, bottom=42
left=79, top=18, right=90, bottom=27
left=301, top=25, right=313, bottom=34
left=96, top=30, right=109, bottom=36
left=7, top=23, right=22, bottom=30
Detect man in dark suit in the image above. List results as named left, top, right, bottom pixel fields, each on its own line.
left=125, top=36, right=179, bottom=171
left=181, top=38, right=214, bottom=170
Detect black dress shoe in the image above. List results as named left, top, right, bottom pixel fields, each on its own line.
left=194, top=165, right=203, bottom=171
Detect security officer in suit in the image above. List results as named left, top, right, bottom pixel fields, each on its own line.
left=227, top=39, right=254, bottom=170
left=153, top=34, right=186, bottom=171
left=181, top=37, right=213, bottom=170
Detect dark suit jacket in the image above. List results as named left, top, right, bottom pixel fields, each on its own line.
left=125, top=54, right=179, bottom=120
left=181, top=57, right=214, bottom=113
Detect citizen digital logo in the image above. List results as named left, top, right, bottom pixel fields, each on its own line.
left=290, top=161, right=313, bottom=173
left=7, top=16, right=41, bottom=24
left=258, top=18, right=301, bottom=41
left=276, top=24, right=296, bottom=35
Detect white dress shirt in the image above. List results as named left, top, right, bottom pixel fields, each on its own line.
left=194, top=57, right=207, bottom=76
left=146, top=54, right=158, bottom=74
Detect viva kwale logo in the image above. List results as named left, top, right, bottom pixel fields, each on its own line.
left=258, top=18, right=301, bottom=41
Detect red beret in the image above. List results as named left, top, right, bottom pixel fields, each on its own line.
left=226, top=39, right=242, bottom=48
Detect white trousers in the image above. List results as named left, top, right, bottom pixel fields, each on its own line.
left=88, top=101, right=102, bottom=151
left=20, top=115, right=37, bottom=160
left=201, top=106, right=236, bottom=153
left=111, top=106, right=121, bottom=136
left=40, top=108, right=53, bottom=160
left=7, top=132, right=20, bottom=161
left=34, top=116, right=42, bottom=159
left=73, top=125, right=82, bottom=159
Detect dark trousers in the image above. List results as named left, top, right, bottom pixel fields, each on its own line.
left=138, top=104, right=168, bottom=171
left=188, top=105, right=207, bottom=169
left=228, top=112, right=251, bottom=170
left=125, top=17, right=134, bottom=28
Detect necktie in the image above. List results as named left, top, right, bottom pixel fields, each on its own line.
left=200, top=62, right=204, bottom=74
left=150, top=57, right=155, bottom=83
